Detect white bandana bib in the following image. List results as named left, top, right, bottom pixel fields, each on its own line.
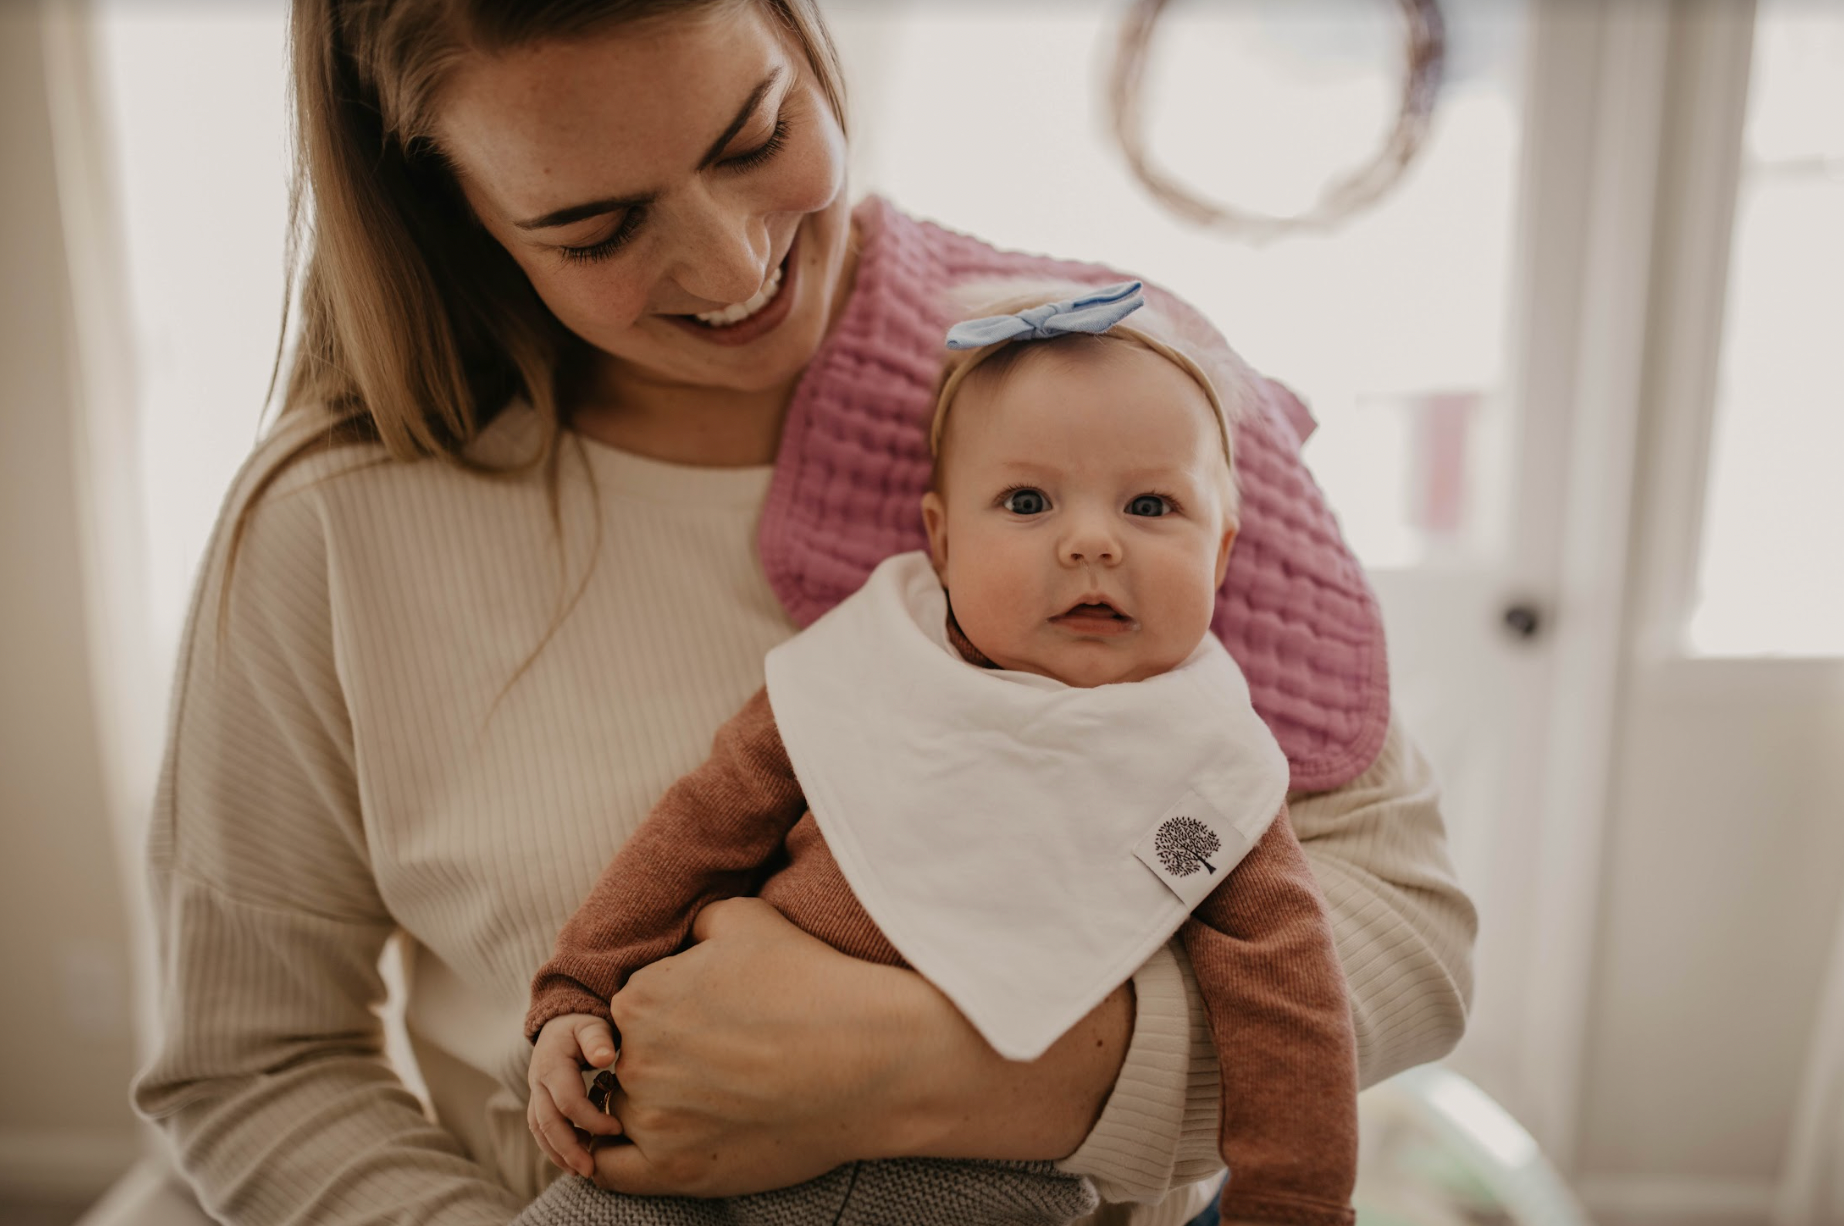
left=763, top=552, right=1289, bottom=1061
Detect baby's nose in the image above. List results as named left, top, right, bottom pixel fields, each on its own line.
left=1060, top=519, right=1121, bottom=564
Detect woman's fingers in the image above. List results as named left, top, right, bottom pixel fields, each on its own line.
left=589, top=1139, right=649, bottom=1194
left=589, top=1134, right=684, bottom=1197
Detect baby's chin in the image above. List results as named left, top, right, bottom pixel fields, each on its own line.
left=1001, top=644, right=1185, bottom=689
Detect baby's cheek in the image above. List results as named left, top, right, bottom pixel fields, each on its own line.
left=952, top=589, right=1015, bottom=658
left=1164, top=574, right=1222, bottom=654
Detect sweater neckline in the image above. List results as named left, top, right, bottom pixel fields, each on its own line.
left=579, top=438, right=774, bottom=510
left=468, top=404, right=775, bottom=510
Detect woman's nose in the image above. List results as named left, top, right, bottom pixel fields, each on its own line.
left=668, top=191, right=774, bottom=308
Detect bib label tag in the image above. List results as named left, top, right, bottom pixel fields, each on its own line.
left=1133, top=791, right=1253, bottom=907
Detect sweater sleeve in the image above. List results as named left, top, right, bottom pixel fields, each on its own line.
left=524, top=687, right=808, bottom=1038
left=1183, top=809, right=1357, bottom=1226
left=1295, top=712, right=1477, bottom=1085
left=132, top=463, right=524, bottom=1226
left=1061, top=713, right=1474, bottom=1213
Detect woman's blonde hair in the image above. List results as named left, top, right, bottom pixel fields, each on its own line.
left=231, top=0, right=848, bottom=570
left=930, top=281, right=1244, bottom=519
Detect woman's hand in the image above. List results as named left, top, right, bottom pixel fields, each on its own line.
left=588, top=897, right=1133, bottom=1197
left=589, top=897, right=911, bottom=1195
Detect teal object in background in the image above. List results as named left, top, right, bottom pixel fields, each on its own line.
left=1354, top=1067, right=1593, bottom=1226
left=1184, top=1065, right=1590, bottom=1226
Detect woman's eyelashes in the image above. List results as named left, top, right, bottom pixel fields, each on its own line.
left=721, top=116, right=790, bottom=173
left=555, top=111, right=793, bottom=266
left=995, top=487, right=1181, bottom=517
left=558, top=209, right=646, bottom=265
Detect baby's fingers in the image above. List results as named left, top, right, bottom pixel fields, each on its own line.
left=528, top=1089, right=593, bottom=1179
left=536, top=1056, right=624, bottom=1138
left=572, top=1016, right=617, bottom=1069
left=530, top=1019, right=621, bottom=1132
left=528, top=1013, right=623, bottom=1155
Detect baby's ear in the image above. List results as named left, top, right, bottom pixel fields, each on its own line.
left=1214, top=522, right=1238, bottom=588
left=920, top=491, right=950, bottom=577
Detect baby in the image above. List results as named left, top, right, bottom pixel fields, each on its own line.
left=517, top=282, right=1359, bottom=1226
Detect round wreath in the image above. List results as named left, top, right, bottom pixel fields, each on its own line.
left=1107, top=0, right=1447, bottom=242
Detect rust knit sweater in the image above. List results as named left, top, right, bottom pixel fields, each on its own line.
left=527, top=635, right=1359, bottom=1226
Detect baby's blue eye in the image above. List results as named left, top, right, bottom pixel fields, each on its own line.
left=1003, top=488, right=1048, bottom=515
left=1127, top=494, right=1171, bottom=517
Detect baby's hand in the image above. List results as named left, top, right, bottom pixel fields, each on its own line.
left=527, top=1013, right=624, bottom=1178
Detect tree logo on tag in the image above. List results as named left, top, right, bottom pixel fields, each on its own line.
left=1154, top=815, right=1221, bottom=877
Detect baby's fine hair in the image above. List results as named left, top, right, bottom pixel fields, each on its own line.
left=929, top=279, right=1249, bottom=520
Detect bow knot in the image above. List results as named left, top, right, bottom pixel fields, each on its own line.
left=945, top=281, right=1146, bottom=350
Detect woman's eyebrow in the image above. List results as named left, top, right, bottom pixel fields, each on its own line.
left=514, top=192, right=654, bottom=232
left=512, top=69, right=785, bottom=233
left=695, top=68, right=783, bottom=170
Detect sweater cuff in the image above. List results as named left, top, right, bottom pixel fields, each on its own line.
left=523, top=988, right=614, bottom=1044
left=1057, top=941, right=1218, bottom=1204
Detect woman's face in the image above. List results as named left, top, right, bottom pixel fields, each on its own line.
left=435, top=3, right=853, bottom=397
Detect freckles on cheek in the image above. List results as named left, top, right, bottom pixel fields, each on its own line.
left=768, top=161, right=836, bottom=221
left=537, top=268, right=651, bottom=335
left=780, top=121, right=847, bottom=214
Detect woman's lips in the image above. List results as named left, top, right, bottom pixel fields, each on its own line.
left=662, top=236, right=800, bottom=348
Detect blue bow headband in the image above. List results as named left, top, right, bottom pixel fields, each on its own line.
left=944, top=281, right=1146, bottom=350
left=929, top=279, right=1234, bottom=473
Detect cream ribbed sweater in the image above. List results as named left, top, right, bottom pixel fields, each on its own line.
left=134, top=406, right=1476, bottom=1226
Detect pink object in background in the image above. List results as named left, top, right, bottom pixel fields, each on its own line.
left=1414, top=391, right=1478, bottom=539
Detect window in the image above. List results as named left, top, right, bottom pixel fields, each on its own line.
left=93, top=0, right=291, bottom=664
left=1686, top=0, right=1844, bottom=657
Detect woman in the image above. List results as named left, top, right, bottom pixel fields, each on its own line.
left=132, top=2, right=1477, bottom=1225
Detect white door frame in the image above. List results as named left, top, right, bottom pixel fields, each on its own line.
left=1489, top=0, right=1710, bottom=1172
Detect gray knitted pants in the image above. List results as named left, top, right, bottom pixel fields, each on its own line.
left=511, top=1158, right=1099, bottom=1226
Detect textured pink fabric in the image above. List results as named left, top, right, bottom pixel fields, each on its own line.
left=758, top=198, right=1390, bottom=791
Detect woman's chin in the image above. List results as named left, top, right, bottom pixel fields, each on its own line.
left=579, top=323, right=808, bottom=397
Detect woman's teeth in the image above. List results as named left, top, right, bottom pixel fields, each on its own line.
left=693, top=263, right=784, bottom=327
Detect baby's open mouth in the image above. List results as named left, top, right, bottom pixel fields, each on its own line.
left=1051, top=601, right=1135, bottom=632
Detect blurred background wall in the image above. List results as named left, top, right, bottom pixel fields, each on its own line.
left=2, top=1, right=1840, bottom=1224
left=0, top=2, right=143, bottom=1207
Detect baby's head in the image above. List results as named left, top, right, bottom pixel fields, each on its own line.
left=921, top=282, right=1244, bottom=689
